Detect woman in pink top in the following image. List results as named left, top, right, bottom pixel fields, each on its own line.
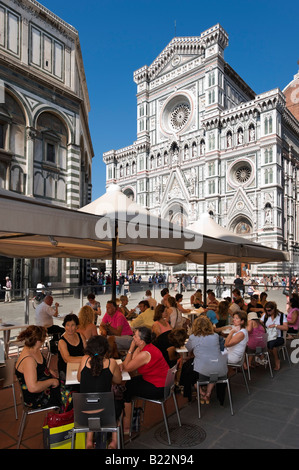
left=246, top=312, right=267, bottom=368
left=120, top=326, right=169, bottom=433
left=152, top=304, right=172, bottom=338
left=287, top=297, right=299, bottom=335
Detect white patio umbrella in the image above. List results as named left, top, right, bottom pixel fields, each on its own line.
left=187, top=213, right=289, bottom=303
left=0, top=188, right=289, bottom=304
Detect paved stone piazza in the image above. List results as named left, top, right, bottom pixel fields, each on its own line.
left=0, top=281, right=289, bottom=334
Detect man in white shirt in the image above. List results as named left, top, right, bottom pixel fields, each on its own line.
left=35, top=295, right=64, bottom=351
left=4, top=276, right=12, bottom=303
left=35, top=295, right=59, bottom=327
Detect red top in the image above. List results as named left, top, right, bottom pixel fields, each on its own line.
left=138, top=343, right=169, bottom=387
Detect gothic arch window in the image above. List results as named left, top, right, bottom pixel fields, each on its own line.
left=132, top=161, right=136, bottom=174
left=164, top=151, right=168, bottom=165
left=264, top=168, right=273, bottom=184
left=119, top=165, right=123, bottom=177
left=264, top=147, right=273, bottom=163
left=200, top=139, right=205, bottom=155
left=264, top=115, right=273, bottom=135
left=126, top=162, right=130, bottom=176
left=157, top=153, right=161, bottom=166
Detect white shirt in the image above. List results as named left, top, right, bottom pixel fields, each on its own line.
left=227, top=328, right=248, bottom=364
left=145, top=296, right=157, bottom=310
left=35, top=302, right=56, bottom=327
left=261, top=313, right=287, bottom=338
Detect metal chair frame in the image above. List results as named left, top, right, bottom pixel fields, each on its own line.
left=196, top=374, right=234, bottom=418
left=276, top=330, right=291, bottom=367
left=17, top=401, right=59, bottom=449
left=71, top=392, right=123, bottom=449
left=0, top=357, right=18, bottom=419
left=228, top=352, right=250, bottom=395
left=245, top=333, right=273, bottom=380
left=129, top=364, right=181, bottom=445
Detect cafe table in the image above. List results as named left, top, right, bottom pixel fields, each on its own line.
left=0, top=323, right=27, bottom=358
left=65, top=359, right=131, bottom=385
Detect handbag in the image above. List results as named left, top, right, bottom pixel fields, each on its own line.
left=43, top=409, right=85, bottom=449
left=266, top=327, right=278, bottom=341
left=45, top=409, right=74, bottom=428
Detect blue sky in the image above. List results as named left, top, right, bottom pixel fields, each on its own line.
left=41, top=0, right=299, bottom=201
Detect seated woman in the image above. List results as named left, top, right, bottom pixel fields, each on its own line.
left=246, top=312, right=267, bottom=368
left=175, top=293, right=191, bottom=314
left=286, top=297, right=299, bottom=337
left=86, top=293, right=101, bottom=324
left=120, top=327, right=169, bottom=433
left=165, top=296, right=185, bottom=329
left=77, top=335, right=123, bottom=449
left=15, top=325, right=61, bottom=409
left=153, top=328, right=187, bottom=367
left=261, top=301, right=288, bottom=371
left=215, top=301, right=230, bottom=329
left=190, top=289, right=203, bottom=308
left=77, top=305, right=98, bottom=341
left=185, top=316, right=228, bottom=404
left=224, top=311, right=248, bottom=366
left=58, top=313, right=86, bottom=388
left=151, top=304, right=172, bottom=338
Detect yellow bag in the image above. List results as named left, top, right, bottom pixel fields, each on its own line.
left=43, top=422, right=85, bottom=449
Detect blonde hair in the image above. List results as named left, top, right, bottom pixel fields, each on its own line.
left=192, top=315, right=214, bottom=337
left=78, top=305, right=95, bottom=328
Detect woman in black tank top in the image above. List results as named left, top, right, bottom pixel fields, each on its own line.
left=15, top=326, right=61, bottom=409
left=77, top=336, right=123, bottom=449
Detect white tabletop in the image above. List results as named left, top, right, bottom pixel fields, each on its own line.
left=65, top=359, right=131, bottom=385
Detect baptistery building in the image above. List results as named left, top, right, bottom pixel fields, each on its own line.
left=0, top=0, right=93, bottom=289
left=103, top=24, right=299, bottom=277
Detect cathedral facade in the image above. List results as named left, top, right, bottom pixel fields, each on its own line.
left=0, top=0, right=93, bottom=288
left=103, top=24, right=299, bottom=277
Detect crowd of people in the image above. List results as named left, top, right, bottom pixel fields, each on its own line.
left=13, top=280, right=299, bottom=449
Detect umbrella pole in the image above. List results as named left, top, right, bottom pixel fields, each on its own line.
left=111, top=221, right=118, bottom=302
left=203, top=253, right=207, bottom=307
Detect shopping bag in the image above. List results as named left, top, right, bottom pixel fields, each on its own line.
left=43, top=422, right=85, bottom=449
left=43, top=416, right=85, bottom=449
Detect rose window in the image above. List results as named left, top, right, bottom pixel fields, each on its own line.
left=170, top=104, right=190, bottom=131
left=234, top=165, right=252, bottom=184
